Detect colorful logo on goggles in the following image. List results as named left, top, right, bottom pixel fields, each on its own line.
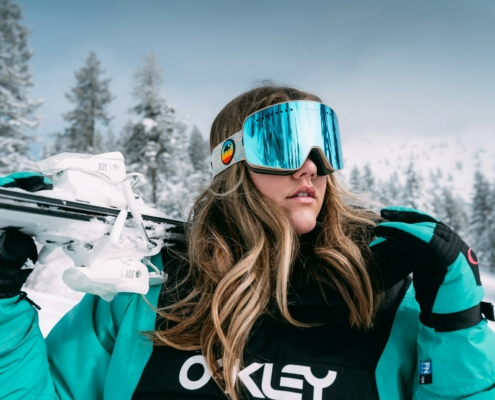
left=221, top=139, right=235, bottom=165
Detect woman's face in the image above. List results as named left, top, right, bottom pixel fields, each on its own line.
left=248, top=158, right=327, bottom=235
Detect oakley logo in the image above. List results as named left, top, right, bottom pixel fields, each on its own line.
left=179, top=355, right=212, bottom=390
left=179, top=355, right=337, bottom=399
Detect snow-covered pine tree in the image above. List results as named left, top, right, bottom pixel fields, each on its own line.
left=188, top=125, right=210, bottom=174
left=119, top=54, right=199, bottom=218
left=402, top=160, right=432, bottom=212
left=182, top=124, right=211, bottom=202
left=430, top=168, right=445, bottom=220
left=471, top=171, right=495, bottom=270
left=120, top=54, right=171, bottom=205
left=361, top=163, right=376, bottom=197
left=429, top=165, right=469, bottom=238
left=0, top=0, right=42, bottom=174
left=378, top=171, right=402, bottom=206
left=471, top=171, right=491, bottom=237
left=349, top=165, right=362, bottom=193
left=440, top=187, right=468, bottom=238
left=155, top=113, right=212, bottom=220
left=486, top=181, right=495, bottom=271
left=52, top=51, right=113, bottom=154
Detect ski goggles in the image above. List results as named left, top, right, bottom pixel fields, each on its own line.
left=211, top=100, right=344, bottom=178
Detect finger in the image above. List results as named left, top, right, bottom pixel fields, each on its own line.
left=370, top=235, right=414, bottom=255
left=14, top=175, right=53, bottom=192
left=0, top=229, right=38, bottom=265
left=4, top=172, right=53, bottom=192
left=381, top=206, right=439, bottom=224
left=16, top=176, right=49, bottom=192
left=375, top=221, right=436, bottom=244
left=0, top=264, right=30, bottom=287
left=374, top=222, right=437, bottom=260
left=0, top=177, right=16, bottom=188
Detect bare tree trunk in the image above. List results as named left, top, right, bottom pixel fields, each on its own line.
left=151, top=167, right=157, bottom=206
left=90, top=100, right=95, bottom=151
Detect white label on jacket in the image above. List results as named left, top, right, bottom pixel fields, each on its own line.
left=179, top=355, right=337, bottom=399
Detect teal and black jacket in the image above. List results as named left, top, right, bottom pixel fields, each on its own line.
left=1, top=246, right=495, bottom=399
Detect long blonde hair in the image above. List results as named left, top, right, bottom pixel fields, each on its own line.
left=150, top=83, right=382, bottom=399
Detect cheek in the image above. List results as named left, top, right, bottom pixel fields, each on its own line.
left=316, top=177, right=327, bottom=211
left=248, top=172, right=288, bottom=203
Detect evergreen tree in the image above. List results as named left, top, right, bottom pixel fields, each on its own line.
left=349, top=165, right=361, bottom=192
left=158, top=121, right=211, bottom=219
left=440, top=187, right=468, bottom=237
left=120, top=54, right=172, bottom=205
left=188, top=125, right=210, bottom=175
left=430, top=168, right=445, bottom=221
left=361, top=163, right=375, bottom=196
left=471, top=171, right=491, bottom=237
left=53, top=51, right=113, bottom=154
left=402, top=160, right=431, bottom=212
left=378, top=171, right=402, bottom=206
left=486, top=183, right=495, bottom=271
left=103, top=128, right=117, bottom=153
left=471, top=171, right=495, bottom=269
left=119, top=54, right=201, bottom=218
left=0, top=0, right=42, bottom=174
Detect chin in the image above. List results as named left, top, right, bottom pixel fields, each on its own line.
left=292, top=220, right=317, bottom=235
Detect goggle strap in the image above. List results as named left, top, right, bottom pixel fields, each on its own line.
left=211, top=130, right=245, bottom=177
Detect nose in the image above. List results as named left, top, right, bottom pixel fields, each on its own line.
left=292, top=157, right=317, bottom=180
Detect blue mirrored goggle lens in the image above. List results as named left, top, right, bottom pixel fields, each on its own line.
left=243, top=101, right=343, bottom=171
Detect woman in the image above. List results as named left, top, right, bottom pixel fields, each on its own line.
left=0, top=84, right=494, bottom=399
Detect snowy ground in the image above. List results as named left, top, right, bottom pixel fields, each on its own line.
left=23, top=249, right=495, bottom=337
left=23, top=289, right=84, bottom=337
left=482, top=270, right=495, bottom=331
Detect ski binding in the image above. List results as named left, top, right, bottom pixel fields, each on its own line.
left=0, top=152, right=186, bottom=301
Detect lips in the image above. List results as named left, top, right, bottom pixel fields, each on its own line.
left=288, top=186, right=316, bottom=198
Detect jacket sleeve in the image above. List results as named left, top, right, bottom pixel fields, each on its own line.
left=414, top=317, right=495, bottom=399
left=0, top=295, right=57, bottom=399
left=375, top=282, right=421, bottom=400
left=376, top=284, right=495, bottom=400
left=412, top=254, right=495, bottom=399
left=0, top=290, right=141, bottom=399
left=0, top=253, right=162, bottom=400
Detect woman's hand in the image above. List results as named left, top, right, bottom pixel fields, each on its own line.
left=0, top=229, right=38, bottom=299
left=0, top=171, right=53, bottom=192
left=372, top=206, right=494, bottom=331
left=0, top=172, right=49, bottom=299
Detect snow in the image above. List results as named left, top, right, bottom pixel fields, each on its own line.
left=482, top=270, right=495, bottom=331
left=142, top=118, right=157, bottom=132
left=23, top=248, right=84, bottom=337
left=37, top=218, right=111, bottom=243
left=25, top=248, right=81, bottom=298
left=23, top=288, right=83, bottom=337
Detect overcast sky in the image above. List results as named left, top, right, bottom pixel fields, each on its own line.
left=18, top=0, right=495, bottom=156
